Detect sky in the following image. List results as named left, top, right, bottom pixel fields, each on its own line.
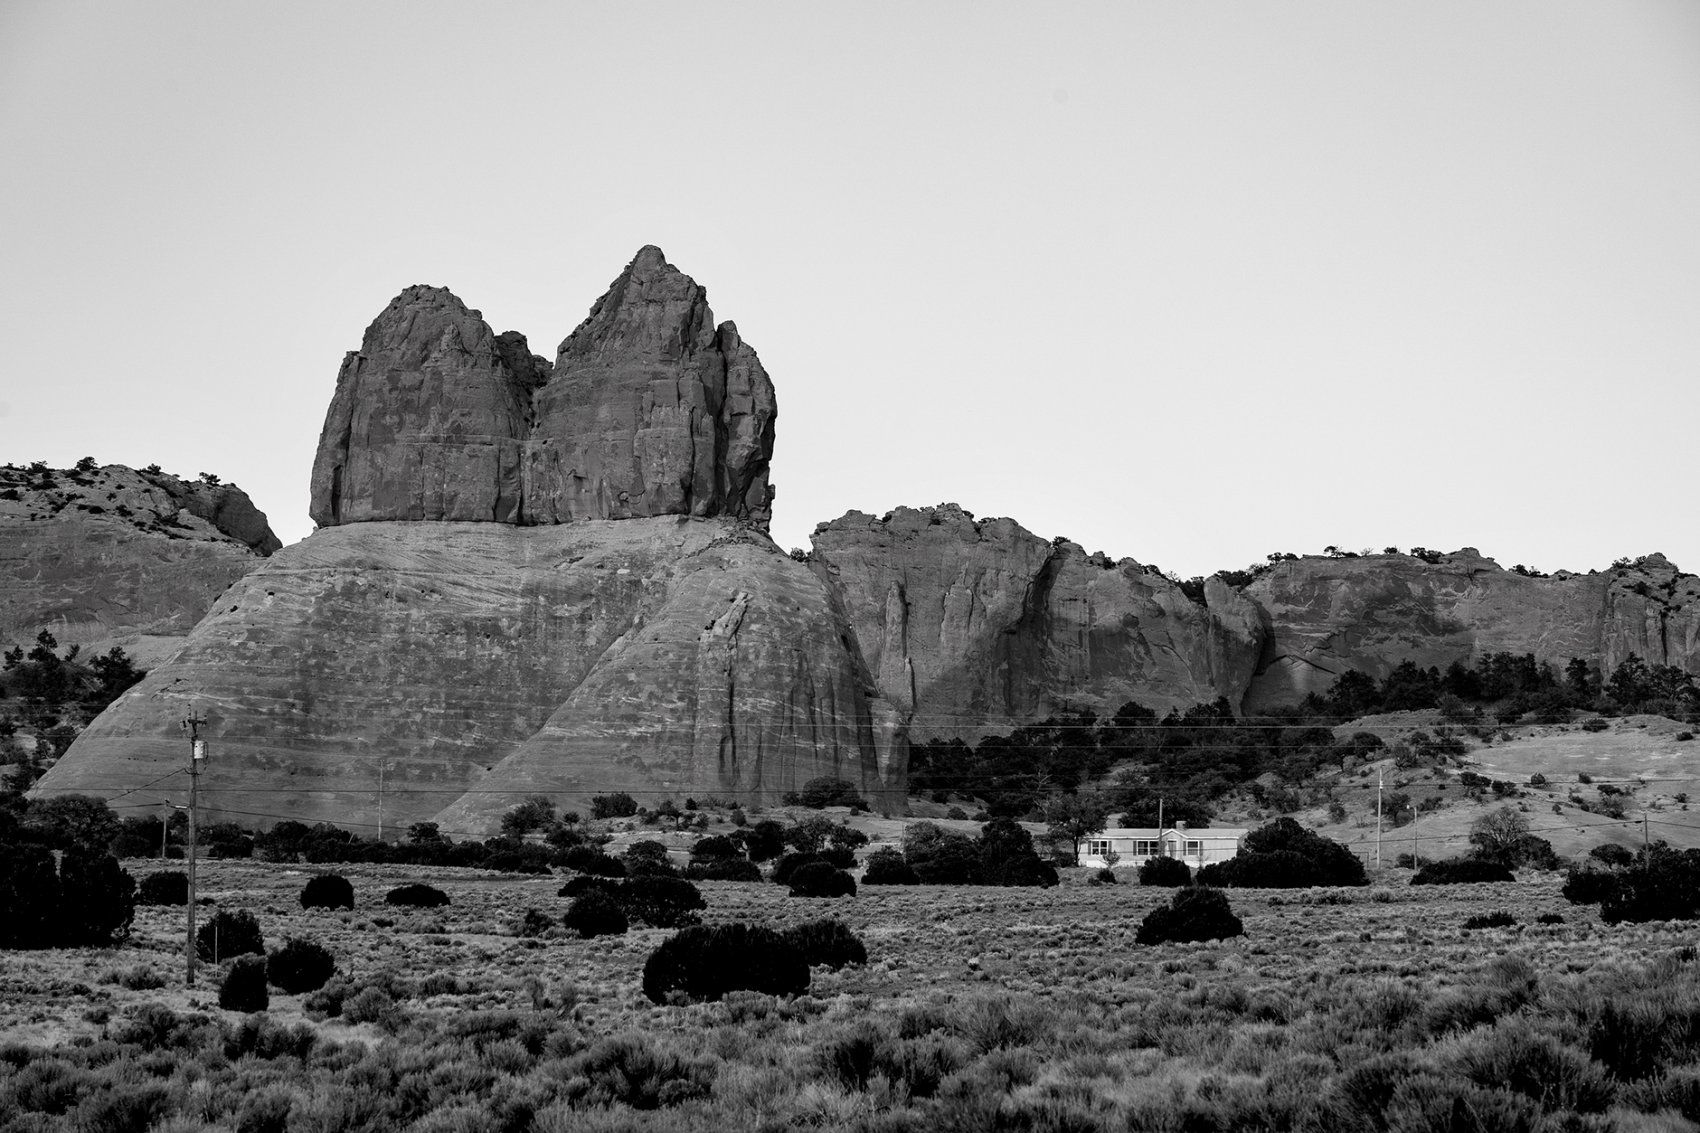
left=2, top=2, right=1696, bottom=579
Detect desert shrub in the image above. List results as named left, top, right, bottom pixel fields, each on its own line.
left=384, top=883, right=449, bottom=908
left=71, top=1083, right=171, bottom=1133
left=624, top=840, right=676, bottom=877
left=786, top=919, right=867, bottom=969
left=1582, top=718, right=1610, bottom=733
left=1139, top=855, right=1192, bottom=887
left=1412, top=858, right=1516, bottom=885
left=642, top=923, right=809, bottom=1004
left=1450, top=1020, right=1614, bottom=1113
left=517, top=908, right=554, bottom=938
left=797, top=776, right=867, bottom=810
left=1199, top=818, right=1367, bottom=888
left=562, top=1036, right=714, bottom=1109
left=862, top=846, right=920, bottom=885
left=690, top=834, right=737, bottom=860
left=267, top=938, right=335, bottom=994
left=1590, top=843, right=1635, bottom=868
left=818, top=846, right=858, bottom=869
left=0, top=842, right=61, bottom=949
left=136, top=870, right=188, bottom=906
left=903, top=822, right=982, bottom=884
left=1462, top=911, right=1517, bottom=929
left=1537, top=913, right=1565, bottom=924
left=342, top=985, right=397, bottom=1026
left=789, top=862, right=857, bottom=898
left=589, top=792, right=638, bottom=819
left=977, top=817, right=1058, bottom=887
left=1563, top=866, right=1616, bottom=905
left=773, top=851, right=823, bottom=885
left=619, top=876, right=706, bottom=928
left=563, top=891, right=627, bottom=938
left=560, top=846, right=626, bottom=877
left=683, top=858, right=762, bottom=882
left=299, top=873, right=354, bottom=910
left=1136, top=886, right=1244, bottom=944
left=57, top=848, right=136, bottom=946
left=558, top=875, right=620, bottom=899
left=196, top=909, right=263, bottom=962
left=1601, top=852, right=1700, bottom=924
left=219, top=955, right=269, bottom=1012
left=743, top=819, right=785, bottom=862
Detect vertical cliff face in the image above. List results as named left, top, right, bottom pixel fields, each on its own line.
left=309, top=247, right=777, bottom=531
left=1239, top=550, right=1700, bottom=710
left=809, top=504, right=1265, bottom=740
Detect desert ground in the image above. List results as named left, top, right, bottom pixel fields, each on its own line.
left=4, top=856, right=1697, bottom=1131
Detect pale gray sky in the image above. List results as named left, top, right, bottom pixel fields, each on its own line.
left=3, top=2, right=1696, bottom=578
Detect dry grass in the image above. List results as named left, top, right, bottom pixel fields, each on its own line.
left=3, top=859, right=1696, bottom=1130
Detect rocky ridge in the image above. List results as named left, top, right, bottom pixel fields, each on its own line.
left=0, top=462, right=278, bottom=667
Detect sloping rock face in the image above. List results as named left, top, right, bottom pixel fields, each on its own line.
left=809, top=505, right=1265, bottom=740
left=41, top=520, right=900, bottom=828
left=310, top=246, right=775, bottom=529
left=0, top=463, right=277, bottom=666
left=1241, top=550, right=1700, bottom=710
left=45, top=248, right=898, bottom=828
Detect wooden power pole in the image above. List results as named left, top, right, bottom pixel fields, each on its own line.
left=182, top=709, right=207, bottom=987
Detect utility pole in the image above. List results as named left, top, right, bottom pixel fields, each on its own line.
left=1157, top=797, right=1165, bottom=856
left=1410, top=807, right=1419, bottom=869
left=1375, top=768, right=1384, bottom=871
left=376, top=759, right=386, bottom=842
left=182, top=709, right=208, bottom=988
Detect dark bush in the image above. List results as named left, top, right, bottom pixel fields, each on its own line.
left=136, top=870, right=188, bottom=906
left=862, top=847, right=920, bottom=885
left=1136, top=886, right=1244, bottom=944
left=558, top=875, right=621, bottom=899
left=219, top=955, right=269, bottom=1012
left=818, top=846, right=858, bottom=869
left=561, top=846, right=627, bottom=877
left=1139, top=856, right=1192, bottom=887
left=977, top=817, right=1058, bottom=887
left=197, top=909, right=264, bottom=963
left=620, top=876, right=706, bottom=928
left=299, top=873, right=354, bottom=910
left=483, top=845, right=554, bottom=874
left=1412, top=858, right=1516, bottom=885
left=1463, top=911, right=1517, bottom=929
left=1198, top=818, right=1367, bottom=888
left=684, top=858, right=762, bottom=882
left=590, top=792, right=639, bottom=819
left=691, top=835, right=737, bottom=860
left=1582, top=718, right=1610, bottom=733
left=0, top=842, right=60, bottom=949
left=642, top=923, right=809, bottom=1004
left=267, top=938, right=335, bottom=994
left=903, top=823, right=982, bottom=885
left=789, top=862, right=857, bottom=898
left=57, top=848, right=136, bottom=946
left=1537, top=913, right=1565, bottom=924
left=743, top=820, right=785, bottom=862
left=797, top=777, right=868, bottom=810
left=563, top=891, right=628, bottom=938
left=624, top=840, right=677, bottom=878
left=1590, top=843, right=1636, bottom=868
left=384, top=883, right=449, bottom=908
left=786, top=919, right=867, bottom=969
left=773, top=851, right=823, bottom=885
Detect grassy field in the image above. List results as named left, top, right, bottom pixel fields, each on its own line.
left=4, top=858, right=1699, bottom=1131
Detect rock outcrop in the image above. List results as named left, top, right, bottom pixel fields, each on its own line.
left=809, top=505, right=1266, bottom=739
left=44, top=249, right=895, bottom=829
left=1240, top=550, right=1700, bottom=710
left=0, top=462, right=277, bottom=667
left=310, top=246, right=775, bottom=529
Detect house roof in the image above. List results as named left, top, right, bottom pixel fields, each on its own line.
left=1094, top=827, right=1250, bottom=839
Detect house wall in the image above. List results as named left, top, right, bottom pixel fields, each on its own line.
left=1078, top=829, right=1246, bottom=869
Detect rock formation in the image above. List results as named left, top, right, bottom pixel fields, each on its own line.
left=42, top=248, right=899, bottom=830
left=1240, top=550, right=1700, bottom=711
left=310, top=245, right=775, bottom=528
left=809, top=505, right=1265, bottom=739
left=0, top=462, right=277, bottom=667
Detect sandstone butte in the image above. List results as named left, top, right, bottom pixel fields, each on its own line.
left=27, top=247, right=1700, bottom=835
left=0, top=462, right=278, bottom=669
left=39, top=247, right=906, bottom=833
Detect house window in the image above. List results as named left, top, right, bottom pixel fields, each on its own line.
left=1086, top=839, right=1113, bottom=858
left=1185, top=840, right=1201, bottom=855
left=1133, top=839, right=1159, bottom=856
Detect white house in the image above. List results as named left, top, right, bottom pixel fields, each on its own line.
left=1078, top=824, right=1248, bottom=870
